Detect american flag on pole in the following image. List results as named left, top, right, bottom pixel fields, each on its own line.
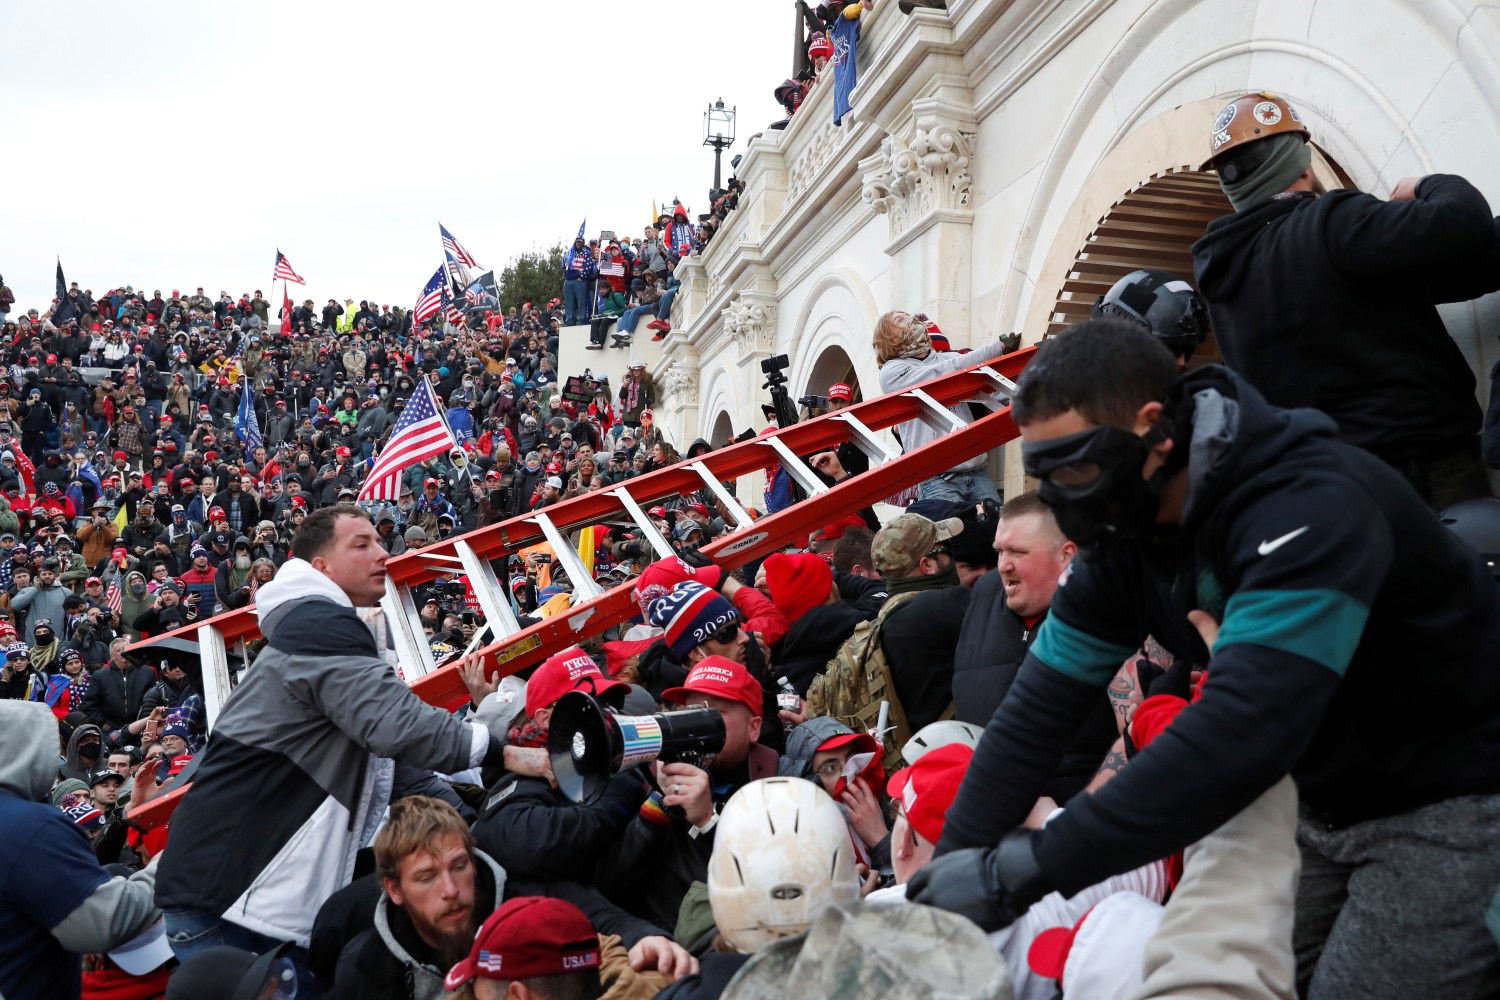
left=413, top=266, right=446, bottom=324
left=105, top=575, right=123, bottom=615
left=439, top=224, right=480, bottom=268
left=273, top=250, right=305, bottom=284
left=442, top=286, right=464, bottom=326
left=358, top=378, right=459, bottom=502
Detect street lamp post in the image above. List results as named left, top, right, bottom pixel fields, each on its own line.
left=703, top=98, right=737, bottom=194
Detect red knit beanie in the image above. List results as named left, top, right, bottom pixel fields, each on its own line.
left=764, top=552, right=834, bottom=624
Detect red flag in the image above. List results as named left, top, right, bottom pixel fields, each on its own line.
left=281, top=288, right=295, bottom=336
left=11, top=444, right=34, bottom=497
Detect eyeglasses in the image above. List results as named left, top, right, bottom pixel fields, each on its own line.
left=706, top=618, right=742, bottom=646
left=813, top=759, right=846, bottom=780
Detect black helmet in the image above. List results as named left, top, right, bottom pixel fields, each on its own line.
left=1093, top=269, right=1210, bottom=359
left=1438, top=498, right=1500, bottom=581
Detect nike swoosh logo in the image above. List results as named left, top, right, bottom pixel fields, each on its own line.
left=1257, top=526, right=1309, bottom=556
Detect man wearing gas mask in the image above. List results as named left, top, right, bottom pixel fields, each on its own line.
left=909, top=319, right=1500, bottom=999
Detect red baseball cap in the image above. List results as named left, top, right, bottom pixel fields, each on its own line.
left=886, top=743, right=973, bottom=845
left=208, top=506, right=226, bottom=521
left=827, top=382, right=853, bottom=401
left=444, top=896, right=600, bottom=990
left=524, top=646, right=627, bottom=717
left=661, top=655, right=763, bottom=716
left=633, top=556, right=723, bottom=617
left=336, top=446, right=351, bottom=457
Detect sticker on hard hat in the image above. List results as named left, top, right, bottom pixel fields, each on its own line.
left=1212, top=103, right=1237, bottom=134
left=1253, top=101, right=1283, bottom=126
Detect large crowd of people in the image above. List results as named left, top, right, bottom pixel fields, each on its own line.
left=3, top=74, right=1500, bottom=1000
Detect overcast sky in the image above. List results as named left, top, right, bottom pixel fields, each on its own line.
left=0, top=1, right=787, bottom=314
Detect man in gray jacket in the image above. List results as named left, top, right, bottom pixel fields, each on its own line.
left=154, top=507, right=525, bottom=974
left=12, top=559, right=69, bottom=644
left=874, top=312, right=1011, bottom=504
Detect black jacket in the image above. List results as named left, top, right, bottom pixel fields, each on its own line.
left=776, top=602, right=877, bottom=696
left=471, top=769, right=648, bottom=884
left=952, top=574, right=1116, bottom=802
left=599, top=744, right=779, bottom=933
left=940, top=366, right=1500, bottom=895
left=81, top=662, right=156, bottom=733
left=1192, top=176, right=1500, bottom=466
left=880, top=585, right=971, bottom=732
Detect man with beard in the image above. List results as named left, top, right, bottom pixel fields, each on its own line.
left=1192, top=91, right=1500, bottom=507
left=12, top=562, right=68, bottom=645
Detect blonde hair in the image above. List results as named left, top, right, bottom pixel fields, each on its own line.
left=374, top=796, right=473, bottom=882
left=872, top=311, right=931, bottom=366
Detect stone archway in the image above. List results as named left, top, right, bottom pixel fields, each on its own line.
left=802, top=344, right=862, bottom=403
left=1041, top=147, right=1354, bottom=363
left=709, top=410, right=736, bottom=448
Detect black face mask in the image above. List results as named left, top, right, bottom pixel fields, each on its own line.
left=78, top=742, right=100, bottom=763
left=1023, top=423, right=1171, bottom=560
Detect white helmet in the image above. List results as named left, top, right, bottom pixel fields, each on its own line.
left=707, top=778, right=860, bottom=953
left=901, top=720, right=984, bottom=765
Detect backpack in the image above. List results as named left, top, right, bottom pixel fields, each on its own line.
left=805, top=591, right=951, bottom=772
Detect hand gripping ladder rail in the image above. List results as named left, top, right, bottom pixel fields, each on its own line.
left=127, top=347, right=1034, bottom=829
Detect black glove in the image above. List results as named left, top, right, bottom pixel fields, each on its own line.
left=1146, top=656, right=1194, bottom=701
left=906, top=829, right=1052, bottom=932
left=675, top=547, right=726, bottom=589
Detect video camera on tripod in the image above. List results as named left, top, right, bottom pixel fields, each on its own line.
left=547, top=690, right=726, bottom=804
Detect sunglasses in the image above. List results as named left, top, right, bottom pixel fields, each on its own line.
left=706, top=618, right=743, bottom=646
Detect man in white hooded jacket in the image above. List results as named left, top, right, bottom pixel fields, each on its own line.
left=154, top=507, right=518, bottom=973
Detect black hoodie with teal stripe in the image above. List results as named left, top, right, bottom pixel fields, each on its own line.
left=939, top=366, right=1500, bottom=895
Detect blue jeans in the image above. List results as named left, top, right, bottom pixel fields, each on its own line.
left=617, top=304, right=653, bottom=335
left=563, top=279, right=589, bottom=326
left=164, top=907, right=323, bottom=997
left=656, top=287, right=678, bottom=321
left=917, top=469, right=1001, bottom=505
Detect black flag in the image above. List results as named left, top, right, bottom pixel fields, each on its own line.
left=50, top=260, right=76, bottom=326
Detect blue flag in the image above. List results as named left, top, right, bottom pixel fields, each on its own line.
left=235, top=380, right=263, bottom=450
left=76, top=458, right=102, bottom=493
left=576, top=217, right=587, bottom=241
left=832, top=14, right=860, bottom=126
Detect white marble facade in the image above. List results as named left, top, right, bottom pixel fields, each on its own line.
left=660, top=0, right=1500, bottom=496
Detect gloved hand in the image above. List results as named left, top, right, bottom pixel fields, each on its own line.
left=905, top=829, right=1051, bottom=932
left=675, top=547, right=725, bottom=589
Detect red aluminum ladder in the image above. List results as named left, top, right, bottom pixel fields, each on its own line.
left=127, top=347, right=1033, bottom=828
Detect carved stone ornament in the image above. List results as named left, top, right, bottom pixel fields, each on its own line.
left=662, top=362, right=700, bottom=407
left=861, top=115, right=974, bottom=240
left=722, top=298, right=779, bottom=358
left=787, top=119, right=858, bottom=203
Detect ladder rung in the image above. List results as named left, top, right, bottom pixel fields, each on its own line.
left=198, top=623, right=233, bottom=727
left=905, top=387, right=968, bottom=432
left=455, top=540, right=521, bottom=638
left=383, top=576, right=438, bottom=679
left=532, top=513, right=604, bottom=601
left=830, top=412, right=900, bottom=466
left=974, top=365, right=1019, bottom=399
left=615, top=489, right=677, bottom=560
left=689, top=462, right=754, bottom=527
left=764, top=435, right=830, bottom=496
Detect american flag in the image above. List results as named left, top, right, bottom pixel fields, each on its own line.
left=105, top=575, right=123, bottom=615
left=442, top=287, right=464, bottom=326
left=413, top=266, right=446, bottom=324
left=273, top=250, right=305, bottom=284
left=358, top=378, right=459, bottom=502
left=439, top=224, right=480, bottom=268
